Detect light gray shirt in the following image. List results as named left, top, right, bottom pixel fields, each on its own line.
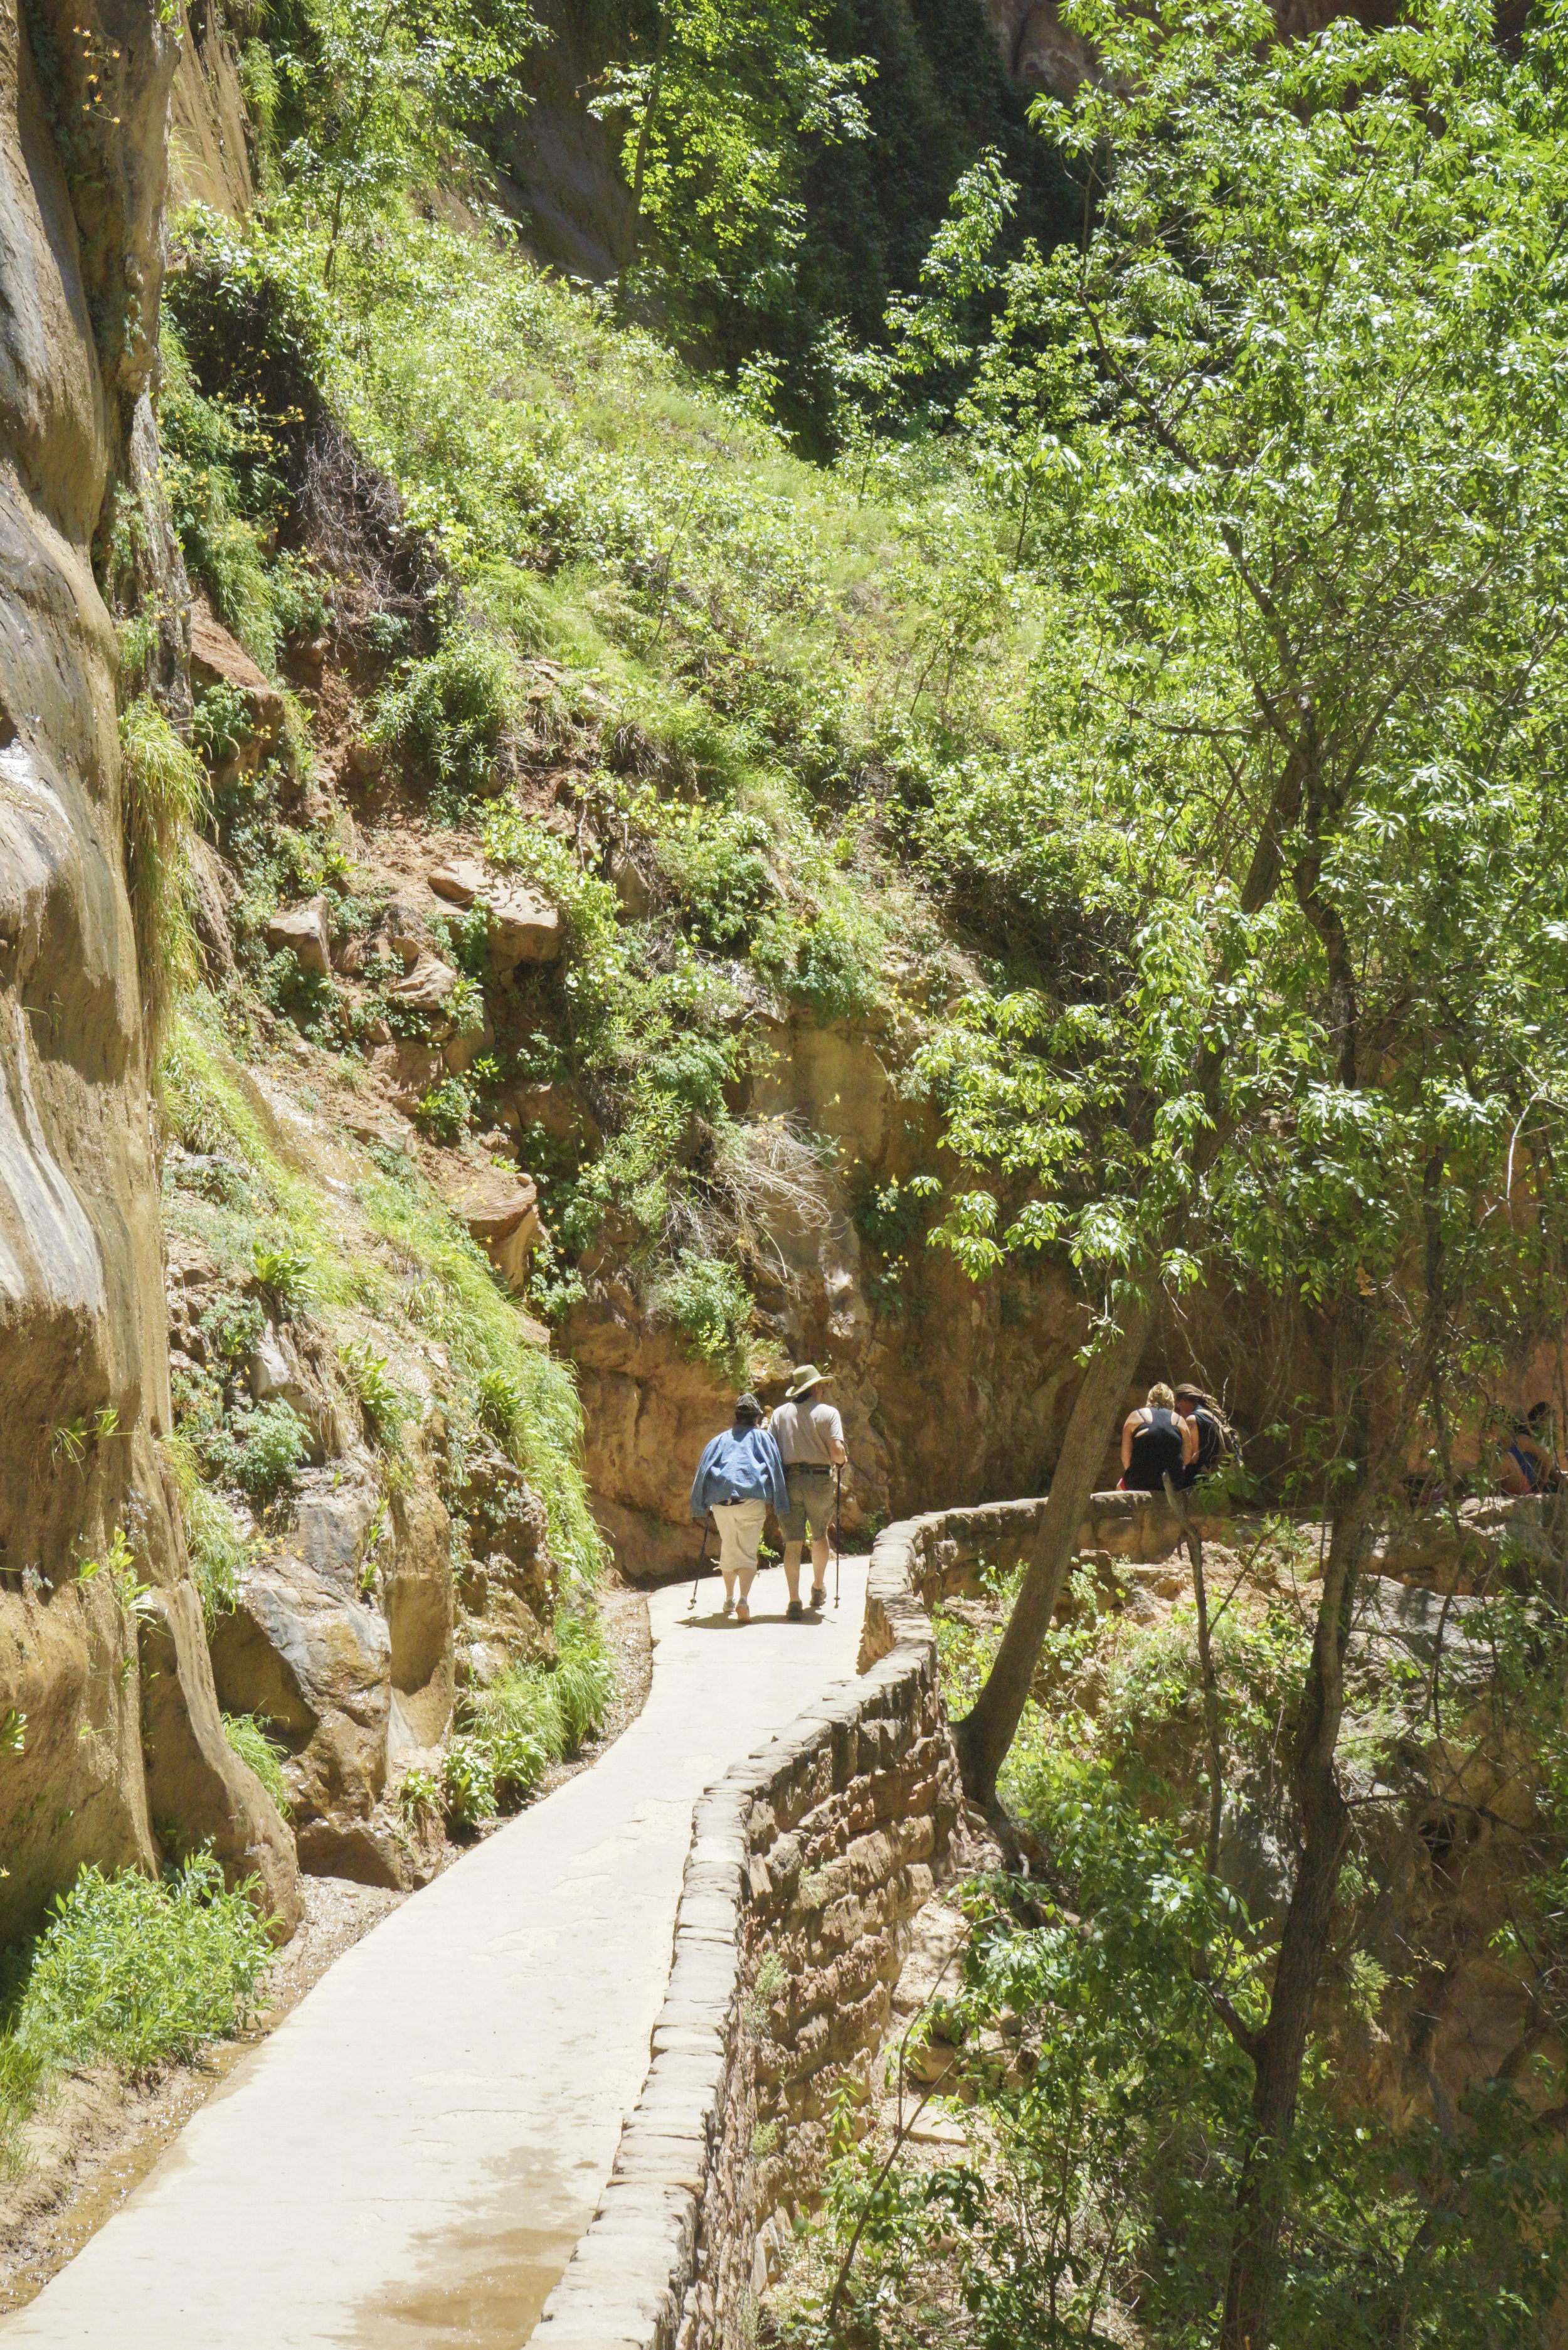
left=770, top=1397, right=844, bottom=1468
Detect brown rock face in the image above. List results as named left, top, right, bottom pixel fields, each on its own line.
left=167, top=0, right=255, bottom=217
left=0, top=0, right=295, bottom=1938
left=190, top=596, right=285, bottom=762
left=208, top=1457, right=456, bottom=1888
left=209, top=1527, right=395, bottom=1876
left=446, top=1171, right=543, bottom=1292
left=265, top=897, right=333, bottom=977
left=385, top=1477, right=456, bottom=1754
left=982, top=0, right=1098, bottom=93
left=139, top=1585, right=302, bottom=1938
left=386, top=952, right=460, bottom=1014
left=428, top=856, right=487, bottom=907
left=485, top=883, right=562, bottom=971
left=0, top=1568, right=156, bottom=1936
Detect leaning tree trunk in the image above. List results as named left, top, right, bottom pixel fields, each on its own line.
left=1219, top=1486, right=1369, bottom=2349
left=951, top=758, right=1309, bottom=1820
left=955, top=1302, right=1154, bottom=1812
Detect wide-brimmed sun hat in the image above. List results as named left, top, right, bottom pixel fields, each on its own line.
left=785, top=1363, right=826, bottom=1398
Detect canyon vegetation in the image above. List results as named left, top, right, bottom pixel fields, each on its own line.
left=2, top=0, right=1567, bottom=2339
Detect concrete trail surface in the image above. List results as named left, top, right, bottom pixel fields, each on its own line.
left=3, top=1566, right=869, bottom=2349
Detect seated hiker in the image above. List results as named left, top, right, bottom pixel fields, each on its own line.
left=1120, top=1382, right=1197, bottom=1492
left=1527, top=1402, right=1565, bottom=1492
left=1496, top=1408, right=1560, bottom=1497
left=1174, top=1381, right=1231, bottom=1489
left=768, top=1363, right=847, bottom=1620
left=689, top=1393, right=788, bottom=1624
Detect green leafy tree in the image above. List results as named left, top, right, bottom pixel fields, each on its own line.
left=914, top=2, right=1568, bottom=2336
left=272, top=0, right=542, bottom=283
left=590, top=0, right=872, bottom=361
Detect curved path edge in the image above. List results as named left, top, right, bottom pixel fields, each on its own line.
left=534, top=1498, right=1054, bottom=2350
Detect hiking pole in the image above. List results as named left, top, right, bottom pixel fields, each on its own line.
left=689, top=1514, right=712, bottom=1614
left=834, top=1462, right=842, bottom=1608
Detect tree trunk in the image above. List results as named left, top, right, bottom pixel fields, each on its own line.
left=955, top=1301, right=1154, bottom=1812
left=1219, top=1486, right=1369, bottom=2348
left=621, top=9, right=669, bottom=290
left=950, top=752, right=1310, bottom=1819
left=1166, top=1474, right=1223, bottom=1874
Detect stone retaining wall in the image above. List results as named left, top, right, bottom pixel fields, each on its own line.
left=535, top=1507, right=988, bottom=2350
left=534, top=1486, right=1239, bottom=2350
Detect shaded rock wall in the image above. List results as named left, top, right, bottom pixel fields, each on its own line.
left=0, top=0, right=294, bottom=1938
left=486, top=0, right=633, bottom=280
left=167, top=0, right=253, bottom=219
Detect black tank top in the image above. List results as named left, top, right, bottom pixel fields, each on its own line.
left=1128, top=1407, right=1185, bottom=1492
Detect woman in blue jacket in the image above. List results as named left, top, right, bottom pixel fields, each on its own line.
left=690, top=1394, right=788, bottom=1623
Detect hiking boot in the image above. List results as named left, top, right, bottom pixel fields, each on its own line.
left=787, top=1598, right=805, bottom=1622
left=722, top=1593, right=735, bottom=1617
left=810, top=1586, right=827, bottom=1610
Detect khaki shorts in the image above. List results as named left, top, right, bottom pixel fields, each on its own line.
left=712, top=1499, right=765, bottom=1576
left=779, top=1464, right=835, bottom=1543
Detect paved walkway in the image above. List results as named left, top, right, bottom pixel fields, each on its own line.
left=3, top=1568, right=868, bottom=2348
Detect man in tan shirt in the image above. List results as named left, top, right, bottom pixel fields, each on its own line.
left=768, top=1363, right=846, bottom=1619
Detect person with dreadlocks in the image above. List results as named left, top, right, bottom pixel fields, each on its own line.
left=1174, top=1381, right=1233, bottom=1489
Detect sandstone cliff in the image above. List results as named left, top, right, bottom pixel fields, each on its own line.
left=0, top=0, right=293, bottom=1941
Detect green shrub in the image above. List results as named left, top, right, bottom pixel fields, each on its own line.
left=445, top=972, right=486, bottom=1036
left=199, top=1289, right=266, bottom=1368
left=398, top=1764, right=441, bottom=1823
left=0, top=1853, right=273, bottom=2159
left=430, top=906, right=490, bottom=978
left=753, top=901, right=882, bottom=1023
left=337, top=1339, right=405, bottom=1448
left=458, top=1605, right=613, bottom=1807
left=162, top=1431, right=245, bottom=1629
left=191, top=679, right=255, bottom=768
left=458, top=1674, right=554, bottom=1805
left=252, top=1241, right=315, bottom=1316
left=650, top=1252, right=752, bottom=1371
left=221, top=1715, right=291, bottom=1816
left=440, top=1736, right=497, bottom=1828
left=165, top=208, right=332, bottom=476
left=477, top=1364, right=526, bottom=1453
left=415, top=1073, right=474, bottom=1143
left=656, top=807, right=778, bottom=950
left=373, top=632, right=514, bottom=800
left=554, top=1606, right=614, bottom=1753
left=238, top=38, right=279, bottom=160
left=199, top=1398, right=311, bottom=1503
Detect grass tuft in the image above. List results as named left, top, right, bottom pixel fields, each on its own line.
left=0, top=1854, right=273, bottom=2175
left=221, top=1715, right=292, bottom=1816
left=120, top=696, right=209, bottom=1056
left=457, top=1605, right=613, bottom=1814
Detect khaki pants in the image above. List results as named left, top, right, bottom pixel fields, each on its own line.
left=712, top=1499, right=765, bottom=1597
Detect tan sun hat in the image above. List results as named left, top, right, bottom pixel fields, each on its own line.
left=785, top=1363, right=826, bottom=1398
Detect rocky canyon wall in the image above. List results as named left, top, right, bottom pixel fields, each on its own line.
left=0, top=0, right=295, bottom=1940
left=566, top=1007, right=1335, bottom=1582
